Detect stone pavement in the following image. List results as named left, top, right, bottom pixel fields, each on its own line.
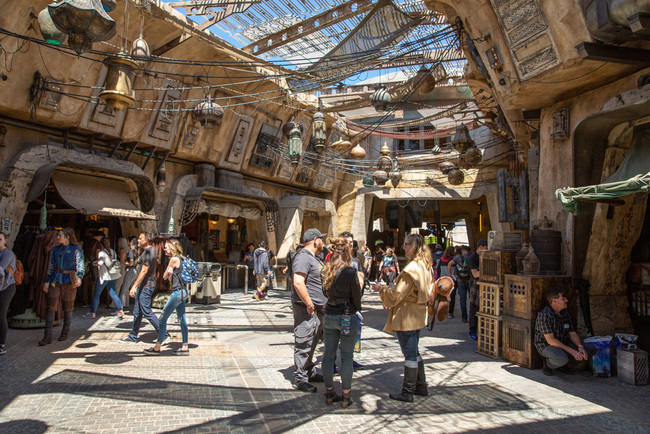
left=0, top=289, right=648, bottom=433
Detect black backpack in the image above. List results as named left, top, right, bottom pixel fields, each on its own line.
left=456, top=256, right=471, bottom=281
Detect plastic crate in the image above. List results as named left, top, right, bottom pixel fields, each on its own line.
left=479, top=282, right=504, bottom=316
left=476, top=313, right=502, bottom=359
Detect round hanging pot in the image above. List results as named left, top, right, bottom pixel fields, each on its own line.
left=463, top=146, right=483, bottom=166
left=373, top=169, right=389, bottom=186
left=371, top=85, right=391, bottom=112
left=282, top=121, right=303, bottom=138
left=38, top=8, right=66, bottom=45
left=350, top=143, right=366, bottom=160
left=448, top=168, right=464, bottom=185
left=362, top=174, right=375, bottom=187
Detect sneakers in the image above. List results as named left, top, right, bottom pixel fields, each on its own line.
left=293, top=381, right=317, bottom=393
left=110, top=310, right=125, bottom=319
left=469, top=331, right=478, bottom=340
left=161, top=334, right=172, bottom=346
left=253, top=292, right=262, bottom=302
left=353, top=360, right=365, bottom=370
left=119, top=336, right=138, bottom=344
left=308, top=373, right=324, bottom=383
left=38, top=337, right=52, bottom=346
left=447, top=313, right=454, bottom=319
left=82, top=312, right=96, bottom=319
left=173, top=348, right=190, bottom=356
left=0, top=345, right=6, bottom=355
left=143, top=346, right=161, bottom=356
left=542, top=359, right=553, bottom=376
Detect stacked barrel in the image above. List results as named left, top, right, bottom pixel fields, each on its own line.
left=501, top=274, right=571, bottom=368
left=476, top=251, right=517, bottom=358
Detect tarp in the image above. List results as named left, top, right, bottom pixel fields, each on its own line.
left=556, top=127, right=650, bottom=215
left=51, top=171, right=157, bottom=220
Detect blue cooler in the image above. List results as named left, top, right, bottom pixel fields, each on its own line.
left=584, top=336, right=612, bottom=377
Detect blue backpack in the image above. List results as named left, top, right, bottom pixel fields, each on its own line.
left=179, top=257, right=198, bottom=285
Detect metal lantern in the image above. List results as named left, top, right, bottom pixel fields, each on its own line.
left=389, top=158, right=402, bottom=188
left=413, top=66, right=436, bottom=94
left=38, top=8, right=66, bottom=45
left=131, top=37, right=150, bottom=67
left=311, top=111, right=327, bottom=153
left=371, top=85, right=391, bottom=112
left=463, top=146, right=483, bottom=166
left=98, top=53, right=137, bottom=111
left=450, top=123, right=474, bottom=154
left=350, top=143, right=366, bottom=160
left=380, top=141, right=391, bottom=156
left=288, top=125, right=303, bottom=167
left=282, top=120, right=303, bottom=138
left=48, top=0, right=117, bottom=55
left=439, top=161, right=456, bottom=174
left=523, top=246, right=541, bottom=275
left=448, top=168, right=464, bottom=185
left=362, top=174, right=375, bottom=187
left=373, top=169, right=389, bottom=186
left=193, top=97, right=224, bottom=129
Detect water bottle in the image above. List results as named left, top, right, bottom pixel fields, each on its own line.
left=341, top=303, right=351, bottom=336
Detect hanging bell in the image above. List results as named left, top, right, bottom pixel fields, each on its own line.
left=311, top=111, right=327, bottom=153
left=48, top=0, right=117, bottom=55
left=98, top=53, right=138, bottom=111
left=350, top=143, right=366, bottom=160
left=193, top=97, right=224, bottom=129
left=288, top=125, right=303, bottom=167
left=451, top=123, right=474, bottom=154
left=371, top=85, right=391, bottom=112
left=38, top=8, right=66, bottom=45
left=448, top=168, right=464, bottom=185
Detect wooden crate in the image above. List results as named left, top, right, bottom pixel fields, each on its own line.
left=479, top=251, right=517, bottom=284
left=476, top=313, right=502, bottom=359
left=502, top=315, right=542, bottom=369
left=479, top=282, right=504, bottom=316
left=504, top=274, right=571, bottom=320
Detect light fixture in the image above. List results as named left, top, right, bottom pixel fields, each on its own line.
left=38, top=8, right=66, bottom=46
left=282, top=119, right=303, bottom=138
left=156, top=162, right=166, bottom=192
left=48, top=0, right=117, bottom=55
left=371, top=84, right=391, bottom=112
left=463, top=146, right=483, bottom=166
left=450, top=123, right=474, bottom=154
left=448, top=168, right=464, bottom=186
left=193, top=96, right=224, bottom=129
left=350, top=143, right=366, bottom=160
left=288, top=124, right=303, bottom=166
left=389, top=157, right=402, bottom=188
left=98, top=52, right=138, bottom=111
left=227, top=217, right=236, bottom=224
left=311, top=110, right=326, bottom=153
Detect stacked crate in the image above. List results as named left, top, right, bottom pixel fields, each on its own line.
left=476, top=251, right=517, bottom=358
left=502, top=274, right=571, bottom=369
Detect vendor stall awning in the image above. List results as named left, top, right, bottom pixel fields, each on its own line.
left=556, top=126, right=650, bottom=215
left=51, top=171, right=157, bottom=220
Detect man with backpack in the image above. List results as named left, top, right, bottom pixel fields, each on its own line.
left=448, top=245, right=472, bottom=323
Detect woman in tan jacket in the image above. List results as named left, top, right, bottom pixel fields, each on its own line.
left=372, top=233, right=432, bottom=402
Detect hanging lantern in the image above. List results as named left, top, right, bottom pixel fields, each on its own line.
left=193, top=97, right=224, bottom=129
left=282, top=120, right=303, bottom=139
left=40, top=191, right=48, bottom=232
left=389, top=158, right=402, bottom=188
left=288, top=125, right=303, bottom=167
left=101, top=0, right=116, bottom=12
left=439, top=161, right=456, bottom=174
left=523, top=246, right=541, bottom=275
left=311, top=111, right=327, bottom=153
left=412, top=66, right=436, bottom=94
left=448, top=168, right=464, bottom=185
left=373, top=169, right=389, bottom=186
left=371, top=85, right=391, bottom=112
left=131, top=37, right=150, bottom=68
left=156, top=162, right=166, bottom=192
left=38, top=9, right=66, bottom=46
left=463, top=146, right=483, bottom=166
left=350, top=143, right=366, bottom=160
left=98, top=53, right=138, bottom=111
left=380, top=141, right=391, bottom=156
left=48, top=0, right=117, bottom=55
left=362, top=174, right=375, bottom=187
left=451, top=123, right=474, bottom=154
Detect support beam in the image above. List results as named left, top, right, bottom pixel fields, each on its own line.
left=152, top=33, right=192, bottom=57
left=141, top=148, right=156, bottom=171
left=576, top=42, right=650, bottom=66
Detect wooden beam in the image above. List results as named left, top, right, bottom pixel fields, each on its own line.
left=152, top=33, right=192, bottom=57
left=576, top=42, right=650, bottom=66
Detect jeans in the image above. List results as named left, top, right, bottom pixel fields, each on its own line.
left=323, top=313, right=358, bottom=390
left=91, top=278, right=122, bottom=314
left=157, top=288, right=189, bottom=345
left=456, top=280, right=469, bottom=320
left=540, top=342, right=597, bottom=369
left=396, top=328, right=422, bottom=368
left=128, top=286, right=159, bottom=341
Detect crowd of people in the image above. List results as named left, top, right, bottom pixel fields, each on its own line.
left=0, top=226, right=597, bottom=401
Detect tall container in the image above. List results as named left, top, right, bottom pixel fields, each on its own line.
left=530, top=230, right=562, bottom=275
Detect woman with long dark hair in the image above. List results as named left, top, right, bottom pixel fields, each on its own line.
left=0, top=231, right=17, bottom=355
left=372, top=233, right=432, bottom=402
left=321, top=237, right=362, bottom=408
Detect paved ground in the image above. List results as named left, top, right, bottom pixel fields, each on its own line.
left=0, top=288, right=648, bottom=433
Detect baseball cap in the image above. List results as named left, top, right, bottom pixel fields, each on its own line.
left=477, top=239, right=488, bottom=247
left=303, top=228, right=327, bottom=243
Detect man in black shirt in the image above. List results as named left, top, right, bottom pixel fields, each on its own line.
left=120, top=232, right=167, bottom=344
left=467, top=239, right=487, bottom=340
left=535, top=289, right=596, bottom=375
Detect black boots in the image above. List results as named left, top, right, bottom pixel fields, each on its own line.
left=389, top=366, right=418, bottom=402
left=414, top=360, right=428, bottom=396
left=59, top=311, right=72, bottom=341
left=40, top=311, right=55, bottom=346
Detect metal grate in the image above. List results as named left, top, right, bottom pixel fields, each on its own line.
left=477, top=313, right=502, bottom=358
left=250, top=131, right=281, bottom=169
left=479, top=282, right=504, bottom=317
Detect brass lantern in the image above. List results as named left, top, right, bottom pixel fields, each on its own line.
left=38, top=9, right=66, bottom=45
left=373, top=169, right=389, bottom=186
left=98, top=53, right=137, bottom=111
left=288, top=125, right=303, bottom=167
left=282, top=120, right=303, bottom=139
left=448, top=168, right=464, bottom=185
left=311, top=110, right=327, bottom=153
left=193, top=97, right=224, bottom=129
left=412, top=66, right=436, bottom=94
left=131, top=37, right=150, bottom=68
left=450, top=123, right=474, bottom=154
left=48, top=0, right=117, bottom=55
left=371, top=85, right=391, bottom=112
left=463, top=146, right=483, bottom=166
left=350, top=143, right=366, bottom=160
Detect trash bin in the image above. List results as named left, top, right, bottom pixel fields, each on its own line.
left=584, top=336, right=612, bottom=377
left=195, top=262, right=222, bottom=304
